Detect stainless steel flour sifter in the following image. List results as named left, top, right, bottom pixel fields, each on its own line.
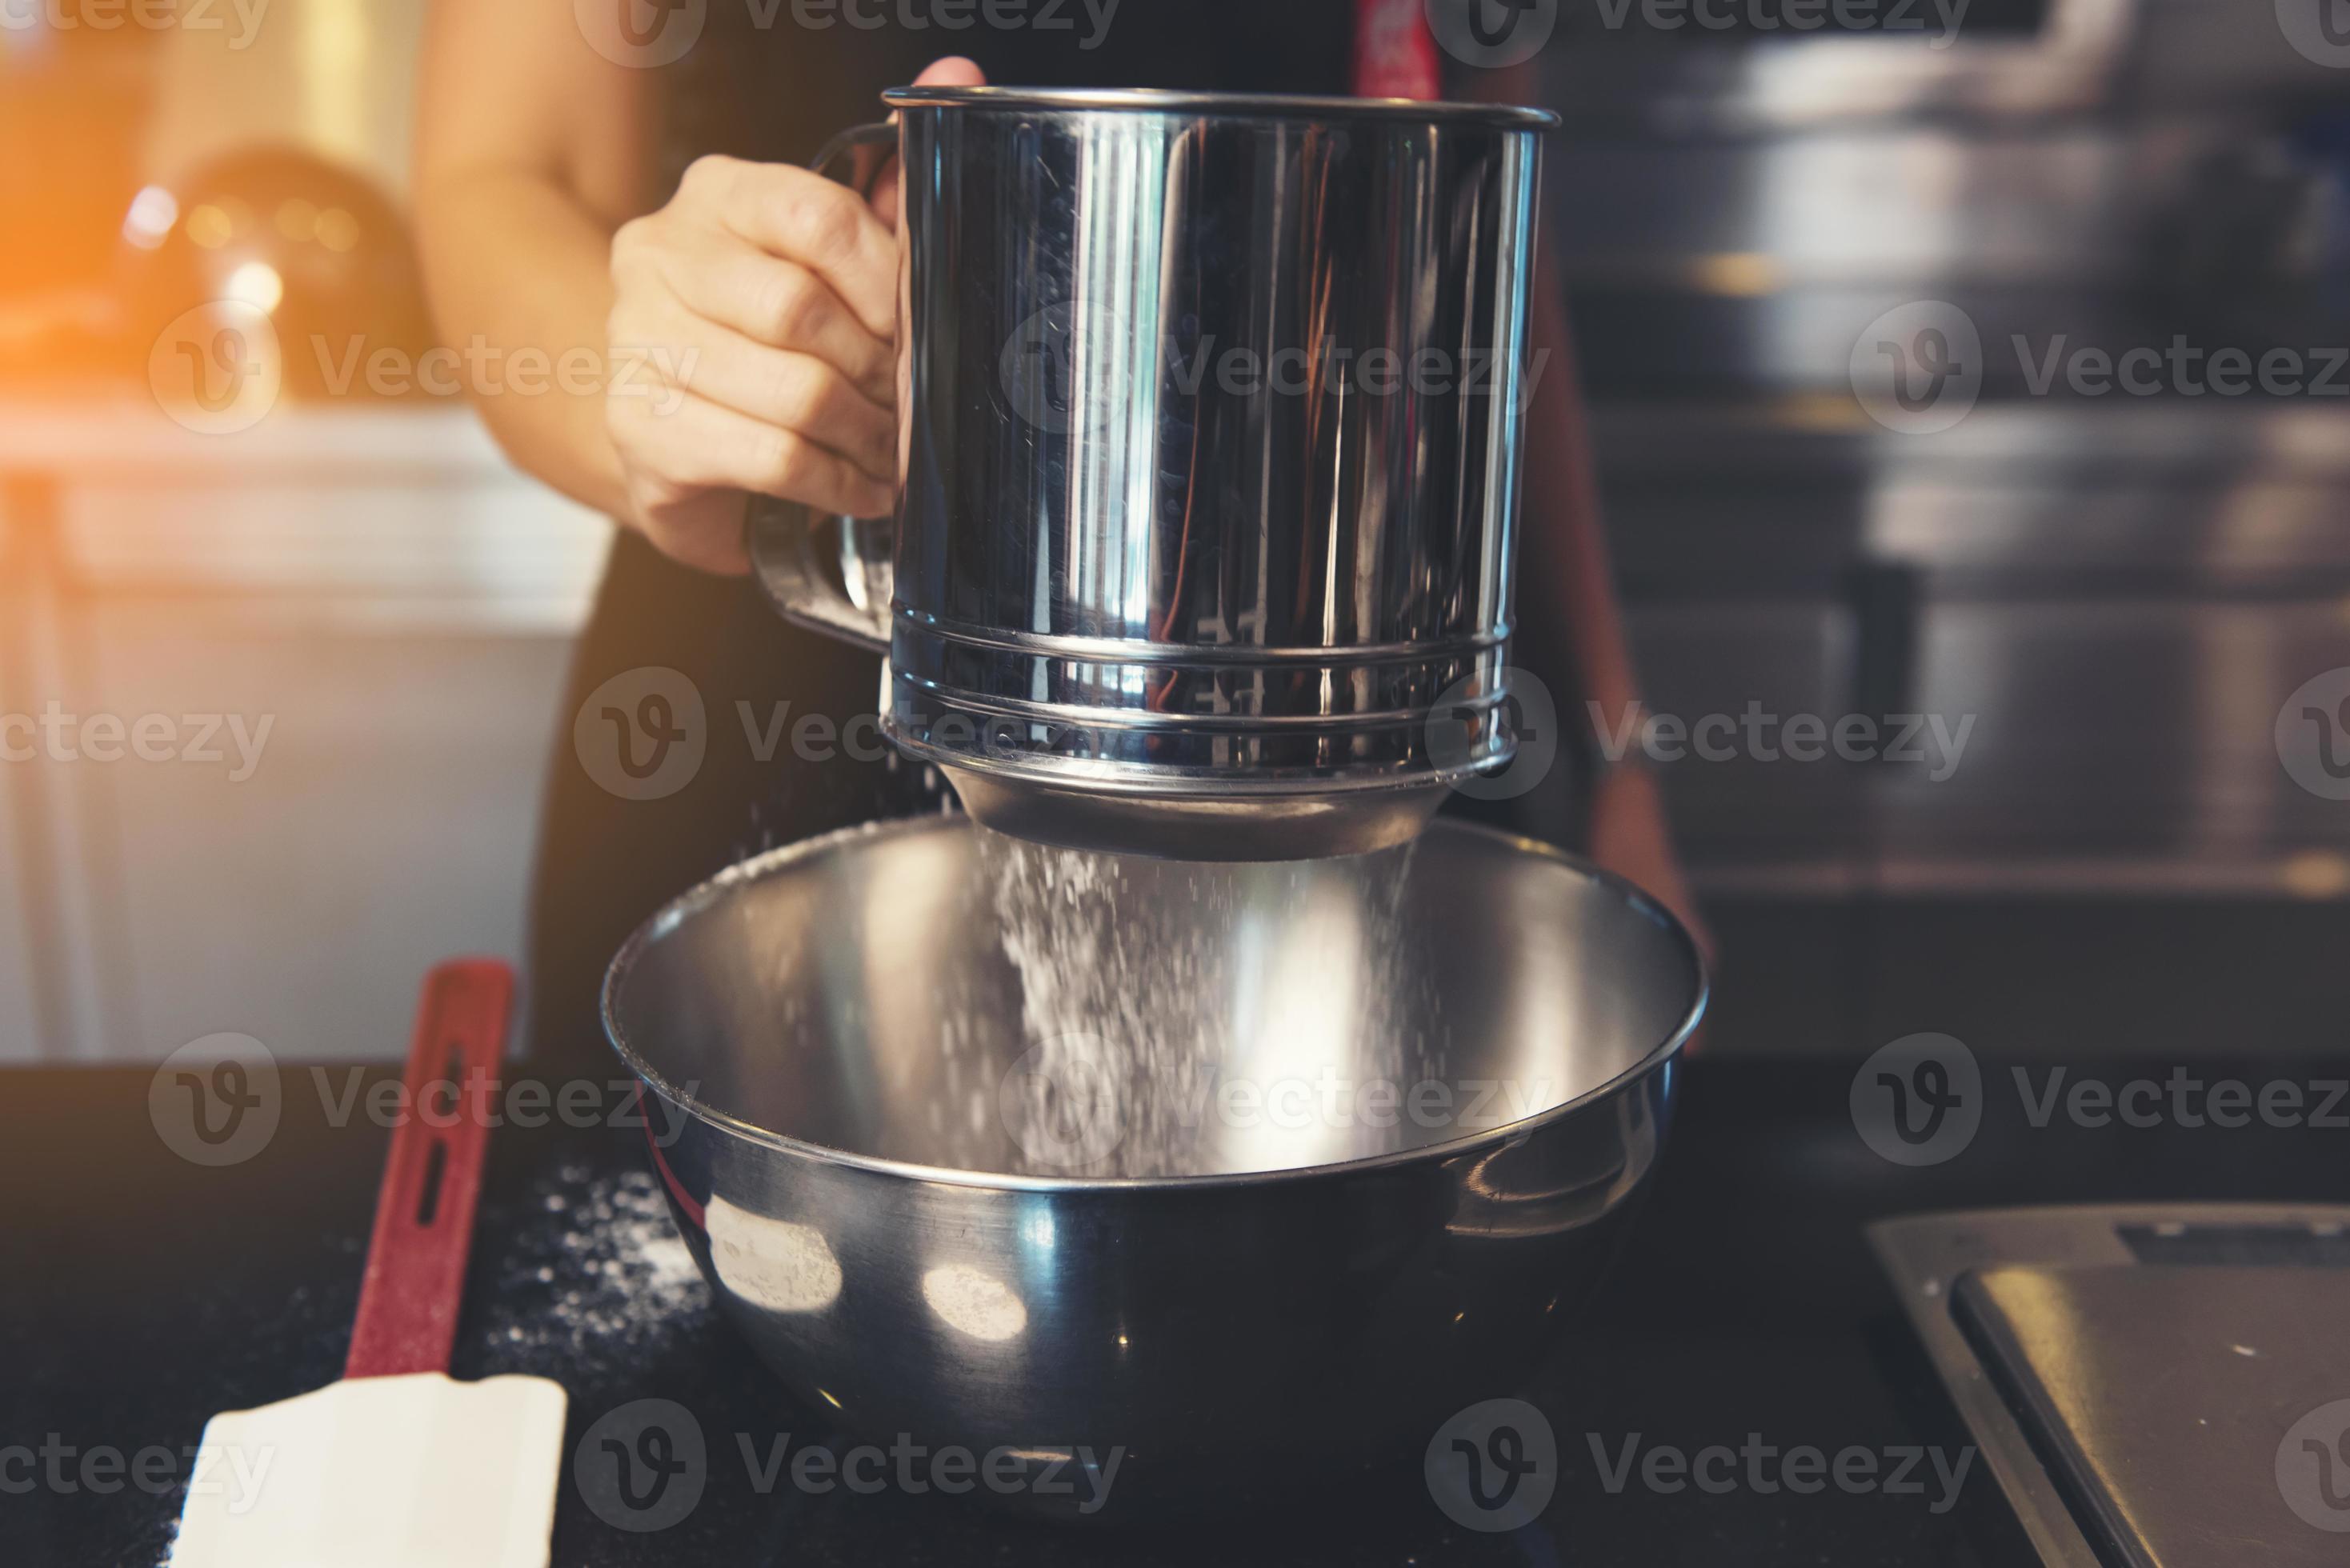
left=755, top=88, right=1557, bottom=860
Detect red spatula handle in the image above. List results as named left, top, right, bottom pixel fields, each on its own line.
left=344, top=959, right=514, bottom=1380
left=1355, top=0, right=1443, bottom=99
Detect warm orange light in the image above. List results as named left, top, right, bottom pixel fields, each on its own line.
left=186, top=204, right=234, bottom=250
left=123, top=186, right=179, bottom=250
left=275, top=198, right=320, bottom=243
left=223, top=261, right=286, bottom=315
left=315, top=208, right=361, bottom=253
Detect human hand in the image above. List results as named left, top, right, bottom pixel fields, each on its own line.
left=601, top=56, right=984, bottom=574
left=1588, top=762, right=1715, bottom=967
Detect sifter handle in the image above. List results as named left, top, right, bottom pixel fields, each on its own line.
left=748, top=119, right=900, bottom=654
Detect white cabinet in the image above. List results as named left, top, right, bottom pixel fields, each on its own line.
left=0, top=404, right=611, bottom=1062
left=0, top=722, right=44, bottom=1062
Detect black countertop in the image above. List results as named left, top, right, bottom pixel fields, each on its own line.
left=10, top=1054, right=2348, bottom=1566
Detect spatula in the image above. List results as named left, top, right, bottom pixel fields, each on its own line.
left=172, top=959, right=568, bottom=1568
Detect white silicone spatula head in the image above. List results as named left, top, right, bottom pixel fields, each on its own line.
left=171, top=962, right=568, bottom=1568
left=173, top=1372, right=568, bottom=1568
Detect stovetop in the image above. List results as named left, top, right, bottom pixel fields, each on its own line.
left=1873, top=1204, right=2350, bottom=1568
left=9, top=1056, right=2349, bottom=1566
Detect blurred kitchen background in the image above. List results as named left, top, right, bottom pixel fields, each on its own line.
left=2, top=0, right=2346, bottom=1065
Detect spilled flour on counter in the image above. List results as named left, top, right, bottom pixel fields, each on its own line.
left=979, top=831, right=1438, bottom=1180
left=478, top=1164, right=707, bottom=1372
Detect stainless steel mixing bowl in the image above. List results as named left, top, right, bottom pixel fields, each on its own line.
left=602, top=817, right=1705, bottom=1522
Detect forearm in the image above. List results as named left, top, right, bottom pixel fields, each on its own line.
left=1464, top=61, right=1644, bottom=731
left=414, top=9, right=973, bottom=578
left=413, top=166, right=629, bottom=518
left=412, top=0, right=660, bottom=522
left=1520, top=242, right=1642, bottom=730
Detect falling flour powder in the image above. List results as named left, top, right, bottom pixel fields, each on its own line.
left=978, top=830, right=1439, bottom=1180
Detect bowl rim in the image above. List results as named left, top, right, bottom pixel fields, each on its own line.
left=601, top=814, right=1708, bottom=1193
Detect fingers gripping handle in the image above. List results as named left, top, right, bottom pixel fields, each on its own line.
left=750, top=120, right=900, bottom=654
